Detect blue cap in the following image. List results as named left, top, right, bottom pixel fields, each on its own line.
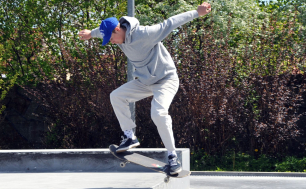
left=99, top=17, right=119, bottom=46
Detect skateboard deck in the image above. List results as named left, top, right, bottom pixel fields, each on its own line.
left=109, top=144, right=190, bottom=183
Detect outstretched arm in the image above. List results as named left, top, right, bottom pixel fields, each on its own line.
left=79, top=2, right=211, bottom=42
left=142, top=2, right=211, bottom=45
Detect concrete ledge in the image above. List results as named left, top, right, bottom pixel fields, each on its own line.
left=191, top=171, right=306, bottom=177
left=0, top=148, right=189, bottom=172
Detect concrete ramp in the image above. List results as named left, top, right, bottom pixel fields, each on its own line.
left=0, top=148, right=190, bottom=189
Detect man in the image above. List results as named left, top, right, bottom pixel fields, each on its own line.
left=79, top=2, right=211, bottom=175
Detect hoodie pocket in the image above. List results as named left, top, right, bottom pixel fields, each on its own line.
left=133, top=66, right=156, bottom=84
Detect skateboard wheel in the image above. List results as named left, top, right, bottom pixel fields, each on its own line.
left=120, top=162, right=126, bottom=168
left=164, top=177, right=170, bottom=183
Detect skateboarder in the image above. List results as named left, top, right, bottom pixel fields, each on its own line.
left=79, top=2, right=211, bottom=175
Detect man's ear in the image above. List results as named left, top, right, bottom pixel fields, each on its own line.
left=115, top=25, right=121, bottom=32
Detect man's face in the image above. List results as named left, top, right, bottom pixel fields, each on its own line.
left=110, top=27, right=125, bottom=45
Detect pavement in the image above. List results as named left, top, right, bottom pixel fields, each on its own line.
left=191, top=175, right=306, bottom=189
left=0, top=172, right=165, bottom=189
left=0, top=172, right=305, bottom=189
left=1, top=149, right=305, bottom=188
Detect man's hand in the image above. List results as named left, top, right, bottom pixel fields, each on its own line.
left=78, top=29, right=92, bottom=40
left=197, top=2, right=211, bottom=17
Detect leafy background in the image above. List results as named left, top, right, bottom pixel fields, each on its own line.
left=1, top=0, right=306, bottom=171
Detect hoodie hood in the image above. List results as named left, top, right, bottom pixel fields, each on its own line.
left=119, top=16, right=139, bottom=45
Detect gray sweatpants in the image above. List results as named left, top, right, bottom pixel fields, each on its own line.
left=110, top=79, right=179, bottom=152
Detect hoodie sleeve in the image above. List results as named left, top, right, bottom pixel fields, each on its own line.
left=91, top=27, right=103, bottom=38
left=144, top=10, right=199, bottom=44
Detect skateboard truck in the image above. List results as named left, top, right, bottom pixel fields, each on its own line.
left=164, top=176, right=170, bottom=183
left=120, top=161, right=130, bottom=168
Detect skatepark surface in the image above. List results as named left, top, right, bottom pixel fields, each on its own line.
left=191, top=174, right=306, bottom=189
left=1, top=149, right=305, bottom=189
left=0, top=172, right=305, bottom=189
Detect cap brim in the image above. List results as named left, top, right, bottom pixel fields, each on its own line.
left=102, top=34, right=111, bottom=46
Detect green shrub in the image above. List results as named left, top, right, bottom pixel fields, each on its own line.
left=0, top=73, right=18, bottom=114
left=191, top=150, right=306, bottom=172
left=1, top=0, right=305, bottom=157
left=276, top=157, right=306, bottom=172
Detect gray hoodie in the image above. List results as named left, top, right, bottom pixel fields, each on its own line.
left=91, top=10, right=199, bottom=85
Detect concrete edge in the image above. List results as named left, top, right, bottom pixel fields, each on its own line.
left=191, top=171, right=306, bottom=177
left=0, top=148, right=190, bottom=173
left=0, top=148, right=182, bottom=153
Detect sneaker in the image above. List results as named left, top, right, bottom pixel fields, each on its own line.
left=168, top=154, right=182, bottom=175
left=116, top=135, right=140, bottom=153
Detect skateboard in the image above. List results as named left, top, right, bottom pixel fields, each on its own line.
left=109, top=144, right=191, bottom=183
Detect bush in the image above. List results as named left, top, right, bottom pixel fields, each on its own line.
left=0, top=73, right=18, bottom=114
left=191, top=150, right=306, bottom=172
left=276, top=157, right=306, bottom=172
left=1, top=1, right=305, bottom=165
left=164, top=14, right=306, bottom=157
left=21, top=39, right=128, bottom=148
